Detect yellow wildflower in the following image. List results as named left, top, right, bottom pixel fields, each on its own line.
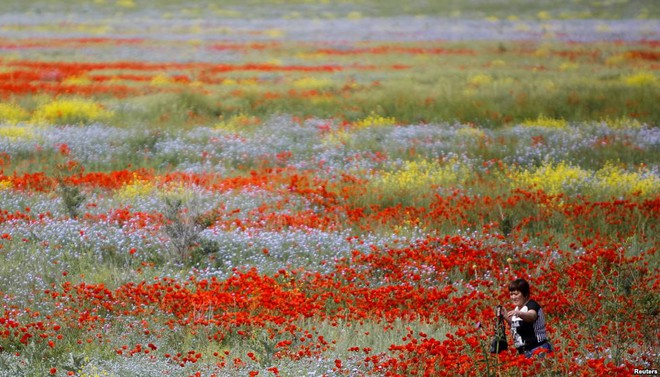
left=116, top=173, right=155, bottom=201
left=623, top=72, right=657, bottom=87
left=601, top=117, right=643, bottom=129
left=456, top=127, right=486, bottom=139
left=215, top=113, right=261, bottom=133
left=0, top=103, right=29, bottom=124
left=605, top=53, right=627, bottom=66
left=490, top=59, right=506, bottom=67
left=322, top=129, right=351, bottom=146
left=595, top=163, right=659, bottom=197
left=559, top=62, right=579, bottom=71
left=0, top=125, right=35, bottom=140
left=160, top=182, right=195, bottom=203
left=521, top=115, right=567, bottom=129
left=116, top=0, right=135, bottom=8
left=31, top=98, right=113, bottom=125
left=0, top=177, right=12, bottom=190
left=264, top=28, right=284, bottom=38
left=62, top=75, right=92, bottom=86
left=353, top=113, right=396, bottom=129
left=537, top=11, right=551, bottom=20
left=293, top=77, right=333, bottom=89
left=468, top=74, right=493, bottom=86
left=378, top=158, right=471, bottom=192
left=150, top=74, right=172, bottom=86
left=510, top=161, right=590, bottom=195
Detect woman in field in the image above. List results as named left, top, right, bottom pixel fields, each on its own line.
left=504, top=278, right=553, bottom=358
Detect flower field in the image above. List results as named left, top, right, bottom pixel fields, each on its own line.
left=0, top=1, right=659, bottom=376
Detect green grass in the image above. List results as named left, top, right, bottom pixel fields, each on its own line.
left=0, top=0, right=657, bottom=19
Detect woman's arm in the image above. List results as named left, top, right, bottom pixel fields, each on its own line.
left=507, top=309, right=538, bottom=323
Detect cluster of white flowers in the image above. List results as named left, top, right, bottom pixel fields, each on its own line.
left=2, top=120, right=657, bottom=179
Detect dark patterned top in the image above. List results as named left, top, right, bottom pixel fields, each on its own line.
left=510, top=299, right=548, bottom=350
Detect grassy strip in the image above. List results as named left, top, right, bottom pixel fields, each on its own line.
left=0, top=0, right=657, bottom=19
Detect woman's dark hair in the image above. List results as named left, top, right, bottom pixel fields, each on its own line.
left=508, top=278, right=530, bottom=297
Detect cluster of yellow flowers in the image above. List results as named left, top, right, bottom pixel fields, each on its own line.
left=0, top=99, right=113, bottom=126
left=160, top=182, right=197, bottom=204
left=623, top=72, right=657, bottom=87
left=0, top=103, right=38, bottom=140
left=76, top=360, right=111, bottom=377
left=115, top=176, right=200, bottom=204
left=378, top=158, right=471, bottom=192
left=115, top=0, right=136, bottom=8
left=321, top=128, right=351, bottom=146
left=293, top=76, right=333, bottom=89
left=510, top=161, right=589, bottom=195
left=0, top=125, right=35, bottom=140
left=214, top=113, right=261, bottom=133
left=0, top=103, right=29, bottom=124
left=62, top=75, right=93, bottom=86
left=0, top=177, right=12, bottom=191
left=33, top=99, right=113, bottom=125
left=353, top=113, right=397, bottom=129
left=510, top=161, right=659, bottom=197
left=150, top=74, right=173, bottom=86
left=601, top=116, right=644, bottom=129
left=594, top=163, right=659, bottom=197
left=456, top=126, right=487, bottom=139
left=521, top=115, right=568, bottom=128
left=559, top=62, right=579, bottom=71
left=115, top=173, right=156, bottom=201
left=468, top=73, right=493, bottom=87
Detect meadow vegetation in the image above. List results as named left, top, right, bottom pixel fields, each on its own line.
left=0, top=0, right=658, bottom=19
left=0, top=0, right=658, bottom=376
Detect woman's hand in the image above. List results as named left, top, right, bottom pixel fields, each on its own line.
left=508, top=309, right=538, bottom=323
left=502, top=309, right=513, bottom=325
